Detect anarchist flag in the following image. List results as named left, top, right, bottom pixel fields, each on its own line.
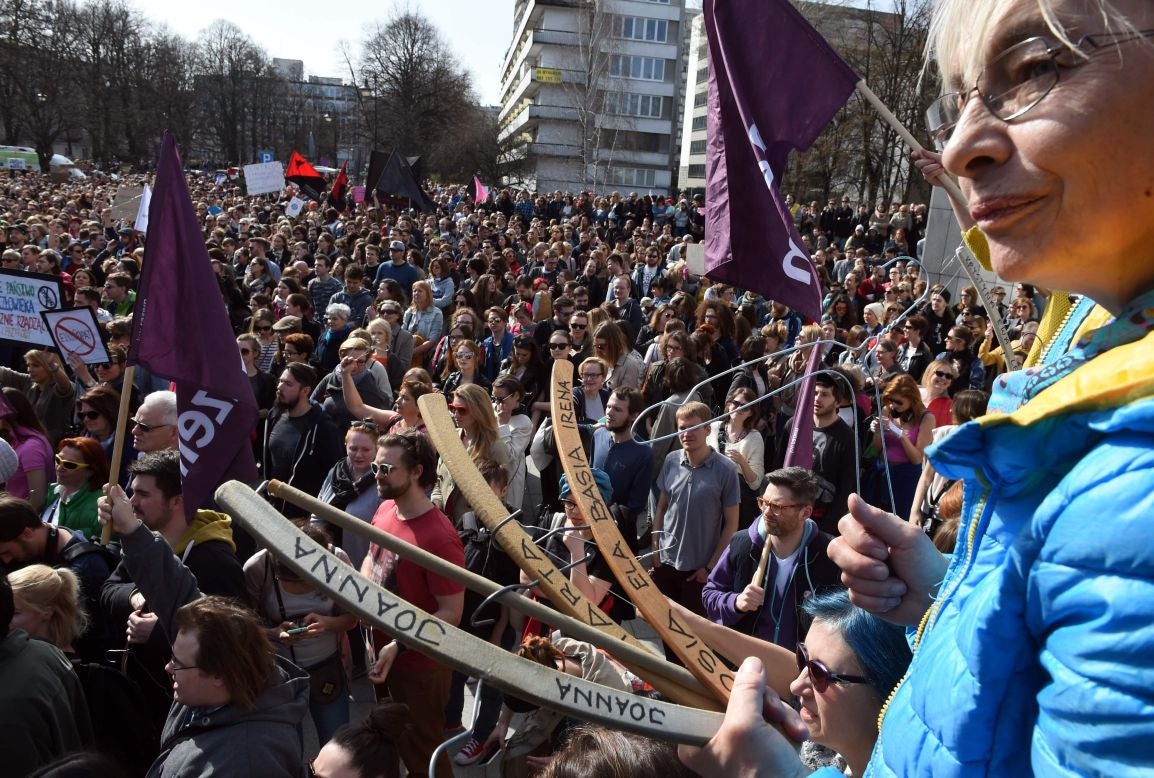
left=286, top=151, right=325, bottom=200
left=329, top=161, right=349, bottom=210
left=128, top=132, right=258, bottom=520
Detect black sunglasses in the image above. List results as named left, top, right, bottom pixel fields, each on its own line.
left=796, top=642, right=869, bottom=693
left=350, top=418, right=380, bottom=433
left=77, top=410, right=102, bottom=421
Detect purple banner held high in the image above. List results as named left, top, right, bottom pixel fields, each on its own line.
left=129, top=132, right=258, bottom=519
left=704, top=0, right=858, bottom=323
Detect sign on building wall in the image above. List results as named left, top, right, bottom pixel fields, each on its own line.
left=535, top=67, right=562, bottom=84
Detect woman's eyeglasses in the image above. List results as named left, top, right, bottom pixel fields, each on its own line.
left=77, top=410, right=102, bottom=421
left=448, top=404, right=470, bottom=415
left=131, top=419, right=170, bottom=433
left=549, top=343, right=569, bottom=351
left=926, top=30, right=1154, bottom=149
left=796, top=643, right=870, bottom=693
left=454, top=352, right=474, bottom=361
left=933, top=370, right=957, bottom=381
left=55, top=454, right=90, bottom=470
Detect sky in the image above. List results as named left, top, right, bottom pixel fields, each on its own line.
left=135, top=0, right=515, bottom=106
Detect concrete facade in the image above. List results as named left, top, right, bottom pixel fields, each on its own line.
left=498, top=0, right=690, bottom=195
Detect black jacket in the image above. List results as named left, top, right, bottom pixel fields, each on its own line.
left=261, top=401, right=344, bottom=518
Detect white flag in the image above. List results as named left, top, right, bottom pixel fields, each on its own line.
left=134, top=184, right=152, bottom=234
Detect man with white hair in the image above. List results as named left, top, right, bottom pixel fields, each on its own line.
left=132, top=390, right=178, bottom=454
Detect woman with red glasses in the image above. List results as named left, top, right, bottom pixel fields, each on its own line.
left=432, top=384, right=510, bottom=523
left=43, top=436, right=109, bottom=540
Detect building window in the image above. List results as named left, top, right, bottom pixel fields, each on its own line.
left=609, top=167, right=658, bottom=188
left=609, top=54, right=666, bottom=81
left=611, top=16, right=669, bottom=43
left=691, top=115, right=707, bottom=130
left=697, top=66, right=709, bottom=83
left=689, top=139, right=706, bottom=154
left=687, top=164, right=706, bottom=178
left=605, top=92, right=665, bottom=119
left=694, top=91, right=707, bottom=108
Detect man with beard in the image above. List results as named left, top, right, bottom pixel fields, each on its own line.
left=360, top=429, right=464, bottom=778
left=701, top=467, right=840, bottom=650
left=592, top=388, right=653, bottom=539
left=100, top=451, right=247, bottom=728
left=810, top=374, right=857, bottom=536
left=261, top=362, right=342, bottom=519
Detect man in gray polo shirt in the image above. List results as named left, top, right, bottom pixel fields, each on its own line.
left=652, top=401, right=741, bottom=616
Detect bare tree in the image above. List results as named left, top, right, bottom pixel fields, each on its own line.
left=192, top=20, right=277, bottom=165
left=354, top=8, right=475, bottom=171
left=785, top=0, right=936, bottom=204
left=0, top=0, right=82, bottom=169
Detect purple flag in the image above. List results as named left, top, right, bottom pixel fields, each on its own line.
left=129, top=132, right=258, bottom=519
left=704, top=0, right=858, bottom=323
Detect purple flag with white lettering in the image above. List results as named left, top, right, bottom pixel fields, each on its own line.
left=128, top=132, right=258, bottom=519
left=704, top=0, right=858, bottom=322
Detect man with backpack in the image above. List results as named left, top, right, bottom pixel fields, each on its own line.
left=0, top=495, right=117, bottom=663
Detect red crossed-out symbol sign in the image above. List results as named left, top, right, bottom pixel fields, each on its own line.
left=53, top=316, right=98, bottom=357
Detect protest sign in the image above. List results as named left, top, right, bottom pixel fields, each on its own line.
left=41, top=307, right=110, bottom=366
left=108, top=185, right=146, bottom=224
left=243, top=161, right=285, bottom=196
left=285, top=197, right=306, bottom=218
left=352, top=186, right=366, bottom=204
left=0, top=270, right=64, bottom=347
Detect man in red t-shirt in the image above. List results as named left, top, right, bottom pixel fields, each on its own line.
left=360, top=429, right=464, bottom=778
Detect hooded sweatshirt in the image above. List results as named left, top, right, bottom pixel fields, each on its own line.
left=118, top=521, right=308, bottom=777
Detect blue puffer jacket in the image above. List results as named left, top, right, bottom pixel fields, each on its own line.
left=863, top=297, right=1154, bottom=776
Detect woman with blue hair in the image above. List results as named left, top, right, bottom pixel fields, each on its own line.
left=671, top=589, right=910, bottom=777
left=792, top=590, right=911, bottom=775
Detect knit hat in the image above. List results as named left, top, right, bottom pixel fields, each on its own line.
left=558, top=468, right=613, bottom=505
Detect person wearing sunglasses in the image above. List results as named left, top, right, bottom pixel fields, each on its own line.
left=131, top=390, right=180, bottom=455
left=438, top=339, right=489, bottom=399
left=432, top=385, right=510, bottom=524
left=248, top=308, right=280, bottom=373
left=237, top=333, right=277, bottom=424
left=42, top=437, right=109, bottom=542
left=360, top=428, right=464, bottom=778
left=690, top=3, right=1154, bottom=776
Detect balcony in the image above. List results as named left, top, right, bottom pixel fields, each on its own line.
left=528, top=141, right=580, bottom=157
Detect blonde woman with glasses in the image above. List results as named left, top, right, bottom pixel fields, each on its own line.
left=688, top=1, right=1154, bottom=774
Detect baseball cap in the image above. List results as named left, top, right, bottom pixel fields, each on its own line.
left=272, top=315, right=302, bottom=333
left=389, top=240, right=405, bottom=251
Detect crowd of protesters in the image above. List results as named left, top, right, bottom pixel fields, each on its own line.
left=0, top=164, right=1020, bottom=776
